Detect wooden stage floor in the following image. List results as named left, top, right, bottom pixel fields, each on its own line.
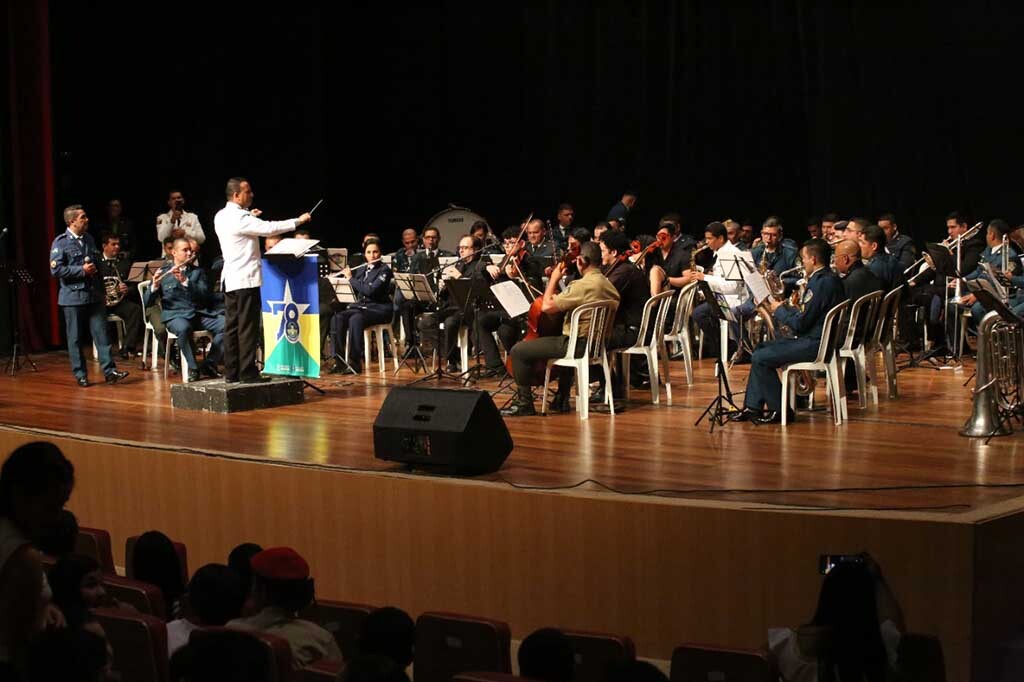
left=3, top=349, right=1024, bottom=518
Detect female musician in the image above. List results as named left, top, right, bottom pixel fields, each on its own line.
left=329, top=238, right=393, bottom=374
left=646, top=226, right=690, bottom=295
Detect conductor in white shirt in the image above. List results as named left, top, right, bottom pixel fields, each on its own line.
left=156, top=190, right=205, bottom=246
left=214, top=177, right=311, bottom=383
left=678, top=221, right=749, bottom=358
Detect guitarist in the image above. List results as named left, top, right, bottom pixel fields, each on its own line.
left=501, top=241, right=619, bottom=416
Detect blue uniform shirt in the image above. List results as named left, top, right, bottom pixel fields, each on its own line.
left=865, top=252, right=906, bottom=292
left=145, top=265, right=213, bottom=323
left=50, top=229, right=104, bottom=306
left=773, top=267, right=845, bottom=340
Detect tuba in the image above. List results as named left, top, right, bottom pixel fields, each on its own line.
left=961, top=310, right=1024, bottom=437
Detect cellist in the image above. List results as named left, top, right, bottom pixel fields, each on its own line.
left=501, top=241, right=620, bottom=417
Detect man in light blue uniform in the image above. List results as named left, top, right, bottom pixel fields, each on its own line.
left=736, top=239, right=845, bottom=424
left=49, top=204, right=129, bottom=387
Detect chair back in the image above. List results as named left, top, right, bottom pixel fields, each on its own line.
left=897, top=633, right=946, bottom=682
left=298, top=599, right=375, bottom=661
left=670, top=643, right=773, bottom=682
left=876, top=285, right=904, bottom=346
left=814, top=300, right=849, bottom=364
left=563, top=629, right=636, bottom=682
left=94, top=606, right=170, bottom=682
left=842, top=290, right=883, bottom=351
left=562, top=300, right=618, bottom=364
left=668, top=283, right=699, bottom=337
left=186, top=627, right=293, bottom=682
left=296, top=658, right=346, bottom=681
left=634, top=290, right=676, bottom=350
left=103, top=574, right=167, bottom=619
left=126, top=534, right=189, bottom=586
left=75, top=526, right=116, bottom=574
left=414, top=611, right=512, bottom=682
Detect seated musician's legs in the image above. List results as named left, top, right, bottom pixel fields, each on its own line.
left=475, top=310, right=505, bottom=370
left=346, top=311, right=372, bottom=372
left=692, top=302, right=723, bottom=356
left=198, top=312, right=226, bottom=366
left=330, top=308, right=359, bottom=362
left=441, top=311, right=463, bottom=366
left=743, top=337, right=819, bottom=414
left=146, top=304, right=168, bottom=357
left=969, top=301, right=986, bottom=328
left=112, top=299, right=144, bottom=354
left=502, top=336, right=570, bottom=416
left=607, top=325, right=641, bottom=396
left=165, top=317, right=199, bottom=371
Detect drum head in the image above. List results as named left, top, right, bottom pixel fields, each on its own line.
left=424, top=206, right=488, bottom=251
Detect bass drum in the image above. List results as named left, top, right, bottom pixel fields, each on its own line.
left=424, top=206, right=488, bottom=251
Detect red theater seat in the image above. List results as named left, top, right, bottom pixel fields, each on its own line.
left=563, top=629, right=636, bottom=682
left=670, top=644, right=774, bottom=682
left=299, top=599, right=376, bottom=660
left=94, top=607, right=170, bottom=682
left=125, top=534, right=189, bottom=584
left=414, top=611, right=512, bottom=682
left=453, top=673, right=529, bottom=682
left=102, top=574, right=167, bottom=619
left=188, top=627, right=293, bottom=682
left=76, top=526, right=116, bottom=574
left=296, top=658, right=346, bottom=681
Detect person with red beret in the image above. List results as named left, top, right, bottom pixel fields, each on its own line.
left=226, top=547, right=341, bottom=668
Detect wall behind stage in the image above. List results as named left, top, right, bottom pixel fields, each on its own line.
left=50, top=3, right=1024, bottom=257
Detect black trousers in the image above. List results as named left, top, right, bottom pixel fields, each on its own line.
left=508, top=335, right=585, bottom=390
left=475, top=310, right=523, bottom=369
left=223, top=287, right=262, bottom=381
left=108, top=298, right=144, bottom=350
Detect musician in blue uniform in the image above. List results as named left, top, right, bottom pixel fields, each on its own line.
left=330, top=238, right=393, bottom=373
left=733, top=219, right=801, bottom=327
left=859, top=225, right=906, bottom=293
left=144, top=238, right=225, bottom=382
left=49, top=205, right=129, bottom=387
left=958, top=219, right=1022, bottom=326
left=736, top=239, right=845, bottom=424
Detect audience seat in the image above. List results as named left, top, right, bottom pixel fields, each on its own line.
left=94, top=606, right=170, bottom=682
left=75, top=526, right=116, bottom=574
left=187, top=627, right=293, bottom=682
left=414, top=611, right=512, bottom=682
left=103, top=574, right=167, bottom=619
left=897, top=633, right=946, bottom=682
left=453, top=673, right=529, bottom=682
left=563, top=628, right=636, bottom=682
left=299, top=598, right=376, bottom=661
left=125, top=534, right=189, bottom=584
left=296, top=658, right=346, bottom=681
left=670, top=644, right=774, bottom=682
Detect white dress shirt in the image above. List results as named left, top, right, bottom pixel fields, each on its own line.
left=156, top=210, right=205, bottom=244
left=214, top=202, right=297, bottom=292
left=703, top=240, right=749, bottom=307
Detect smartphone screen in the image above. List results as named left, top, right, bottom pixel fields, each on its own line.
left=819, top=554, right=864, bottom=574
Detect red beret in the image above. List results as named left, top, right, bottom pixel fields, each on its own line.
left=251, top=547, right=310, bottom=581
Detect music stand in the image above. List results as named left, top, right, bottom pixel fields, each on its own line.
left=393, top=273, right=435, bottom=375
left=327, top=277, right=359, bottom=374
left=445, top=277, right=498, bottom=384
left=915, top=241, right=967, bottom=368
left=407, top=277, right=474, bottom=386
left=695, top=281, right=741, bottom=432
left=1, top=263, right=38, bottom=375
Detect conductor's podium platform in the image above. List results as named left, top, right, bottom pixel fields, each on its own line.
left=170, top=377, right=305, bottom=413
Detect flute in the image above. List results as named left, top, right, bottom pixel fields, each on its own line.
left=153, top=253, right=198, bottom=285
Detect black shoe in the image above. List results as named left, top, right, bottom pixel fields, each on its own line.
left=754, top=408, right=796, bottom=425
left=481, top=366, right=505, bottom=379
left=240, top=375, right=271, bottom=384
left=199, top=362, right=222, bottom=379
left=501, top=389, right=537, bottom=417
left=731, top=407, right=762, bottom=422
left=119, top=348, right=132, bottom=360
left=548, top=391, right=572, bottom=414
left=168, top=356, right=181, bottom=373
left=76, top=376, right=89, bottom=388
left=224, top=377, right=240, bottom=385
left=105, top=369, right=129, bottom=384
left=187, top=369, right=201, bottom=382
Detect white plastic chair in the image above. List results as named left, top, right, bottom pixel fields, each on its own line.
left=541, top=299, right=618, bottom=420
left=863, top=285, right=903, bottom=401
left=838, top=290, right=883, bottom=410
left=663, top=283, right=699, bottom=386
left=363, top=322, right=399, bottom=375
left=165, top=328, right=213, bottom=383
left=138, top=281, right=160, bottom=371
left=611, top=290, right=675, bottom=405
left=92, top=314, right=125, bottom=360
left=780, top=300, right=849, bottom=426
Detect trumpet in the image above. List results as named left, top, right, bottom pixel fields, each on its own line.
left=904, top=221, right=983, bottom=275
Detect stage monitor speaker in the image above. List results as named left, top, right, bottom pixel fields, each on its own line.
left=373, top=387, right=513, bottom=475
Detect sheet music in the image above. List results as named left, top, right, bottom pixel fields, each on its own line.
left=489, top=254, right=505, bottom=264
left=490, top=280, right=532, bottom=318
left=718, top=251, right=754, bottom=281
left=981, top=263, right=1008, bottom=301
left=326, top=275, right=357, bottom=303
left=439, top=256, right=459, bottom=267
left=742, top=269, right=773, bottom=305
left=126, top=261, right=151, bottom=282
left=266, top=238, right=321, bottom=257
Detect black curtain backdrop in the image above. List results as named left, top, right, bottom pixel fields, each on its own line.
left=48, top=2, right=1024, bottom=259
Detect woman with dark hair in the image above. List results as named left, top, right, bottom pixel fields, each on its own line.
left=0, top=442, right=75, bottom=678
left=131, top=530, right=186, bottom=619
left=329, top=238, right=394, bottom=374
left=768, top=554, right=905, bottom=682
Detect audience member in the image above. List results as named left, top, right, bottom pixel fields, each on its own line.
left=358, top=606, right=415, bottom=669
left=49, top=554, right=117, bottom=626
left=228, top=542, right=264, bottom=616
left=131, top=530, right=186, bottom=619
left=339, top=653, right=411, bottom=682
left=168, top=563, right=246, bottom=656
left=226, top=546, right=342, bottom=668
left=0, top=442, right=74, bottom=676
left=25, top=622, right=110, bottom=682
left=518, top=627, right=575, bottom=682
left=767, top=554, right=904, bottom=682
